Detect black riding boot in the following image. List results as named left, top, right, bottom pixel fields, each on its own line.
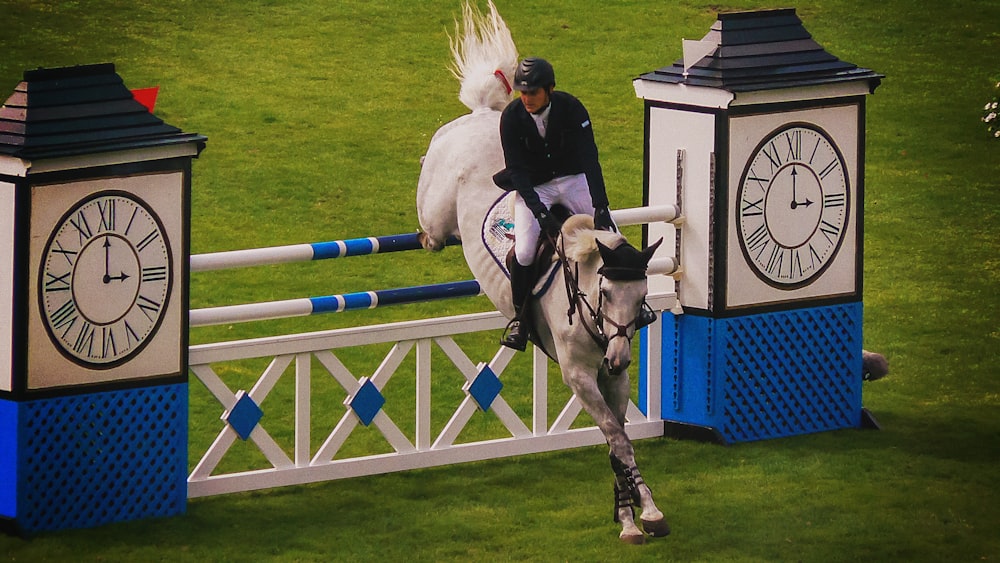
left=500, top=260, right=533, bottom=351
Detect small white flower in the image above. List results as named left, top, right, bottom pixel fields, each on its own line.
left=992, top=102, right=999, bottom=110
left=988, top=112, right=998, bottom=122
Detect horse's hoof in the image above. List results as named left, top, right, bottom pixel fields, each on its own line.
left=641, top=517, right=671, bottom=537
left=417, top=232, right=442, bottom=252
left=620, top=531, right=646, bottom=545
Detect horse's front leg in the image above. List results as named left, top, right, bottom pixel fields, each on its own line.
left=598, top=365, right=670, bottom=539
left=563, top=363, right=667, bottom=542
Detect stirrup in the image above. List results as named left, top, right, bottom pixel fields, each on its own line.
left=500, top=319, right=528, bottom=351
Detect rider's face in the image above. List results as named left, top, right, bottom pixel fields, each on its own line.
left=519, top=87, right=550, bottom=114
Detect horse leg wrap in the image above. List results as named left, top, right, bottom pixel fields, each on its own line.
left=610, top=453, right=645, bottom=522
left=613, top=482, right=635, bottom=523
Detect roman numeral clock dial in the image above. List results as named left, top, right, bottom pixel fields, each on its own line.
left=736, top=124, right=849, bottom=288
left=39, top=191, right=172, bottom=368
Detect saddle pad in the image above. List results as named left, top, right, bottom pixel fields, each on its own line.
left=480, top=192, right=561, bottom=297
left=482, top=191, right=516, bottom=279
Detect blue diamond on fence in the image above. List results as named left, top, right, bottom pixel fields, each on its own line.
left=348, top=377, right=385, bottom=426
left=223, top=390, right=263, bottom=441
left=466, top=364, right=503, bottom=412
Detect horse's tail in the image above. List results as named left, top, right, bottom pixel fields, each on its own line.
left=449, top=1, right=519, bottom=113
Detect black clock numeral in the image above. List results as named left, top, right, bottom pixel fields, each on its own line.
left=766, top=245, right=784, bottom=275
left=809, top=243, right=822, bottom=268
left=136, top=230, right=161, bottom=252
left=44, top=271, right=72, bottom=292
left=792, top=249, right=805, bottom=278
left=744, top=224, right=770, bottom=255
left=51, top=240, right=78, bottom=265
left=741, top=197, right=764, bottom=217
left=125, top=320, right=141, bottom=347
left=808, top=136, right=822, bottom=165
left=746, top=169, right=770, bottom=190
left=819, top=220, right=842, bottom=244
left=762, top=141, right=782, bottom=172
left=98, top=198, right=116, bottom=232
left=74, top=321, right=96, bottom=357
left=124, top=205, right=141, bottom=236
left=818, top=159, right=840, bottom=180
left=141, top=266, right=168, bottom=282
left=823, top=193, right=846, bottom=208
left=101, top=326, right=117, bottom=359
left=70, top=211, right=93, bottom=245
left=50, top=299, right=78, bottom=331
left=784, top=129, right=802, bottom=161
left=136, top=295, right=163, bottom=321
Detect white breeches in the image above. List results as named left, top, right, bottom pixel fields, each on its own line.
left=513, top=173, right=595, bottom=266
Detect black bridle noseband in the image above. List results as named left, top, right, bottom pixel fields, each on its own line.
left=553, top=236, right=647, bottom=351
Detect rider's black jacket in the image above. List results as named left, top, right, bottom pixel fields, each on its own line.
left=493, top=91, right=609, bottom=218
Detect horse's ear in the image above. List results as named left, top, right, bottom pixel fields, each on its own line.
left=640, top=238, right=663, bottom=266
left=596, top=239, right=614, bottom=263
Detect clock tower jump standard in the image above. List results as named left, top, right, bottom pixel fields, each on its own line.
left=0, top=63, right=206, bottom=534
left=634, top=9, right=882, bottom=443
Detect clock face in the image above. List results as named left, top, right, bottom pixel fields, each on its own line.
left=39, top=191, right=172, bottom=368
left=736, top=124, right=850, bottom=288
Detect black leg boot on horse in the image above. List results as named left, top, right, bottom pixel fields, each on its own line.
left=500, top=258, right=534, bottom=351
left=610, top=453, right=671, bottom=539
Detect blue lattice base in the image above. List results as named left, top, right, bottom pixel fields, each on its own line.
left=0, top=383, right=187, bottom=534
left=645, top=303, right=863, bottom=444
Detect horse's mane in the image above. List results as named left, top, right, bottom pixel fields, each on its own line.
left=560, top=214, right=626, bottom=264
left=449, top=1, right=519, bottom=112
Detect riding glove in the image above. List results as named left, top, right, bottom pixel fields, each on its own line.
left=594, top=206, right=616, bottom=231
left=536, top=209, right=561, bottom=238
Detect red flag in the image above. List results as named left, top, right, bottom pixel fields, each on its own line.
left=130, top=86, right=159, bottom=113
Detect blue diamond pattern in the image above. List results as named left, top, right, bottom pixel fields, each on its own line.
left=223, top=390, right=263, bottom=440
left=467, top=365, right=503, bottom=412
left=349, top=378, right=385, bottom=426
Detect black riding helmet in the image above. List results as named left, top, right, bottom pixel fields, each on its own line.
left=513, top=58, right=555, bottom=91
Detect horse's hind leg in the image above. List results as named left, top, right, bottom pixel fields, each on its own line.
left=598, top=366, right=670, bottom=538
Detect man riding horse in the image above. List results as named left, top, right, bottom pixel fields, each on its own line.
left=493, top=57, right=656, bottom=351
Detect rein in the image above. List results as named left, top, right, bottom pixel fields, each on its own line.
left=550, top=234, right=641, bottom=351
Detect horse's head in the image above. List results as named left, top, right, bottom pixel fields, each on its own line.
left=595, top=238, right=663, bottom=374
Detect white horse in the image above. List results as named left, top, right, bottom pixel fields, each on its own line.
left=416, top=2, right=669, bottom=543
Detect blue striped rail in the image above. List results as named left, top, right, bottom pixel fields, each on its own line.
left=189, top=280, right=483, bottom=327
left=187, top=205, right=682, bottom=326
left=190, top=233, right=460, bottom=272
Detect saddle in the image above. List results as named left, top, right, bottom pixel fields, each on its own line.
left=504, top=203, right=571, bottom=298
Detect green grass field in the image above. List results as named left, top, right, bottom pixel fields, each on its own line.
left=2, top=0, right=999, bottom=561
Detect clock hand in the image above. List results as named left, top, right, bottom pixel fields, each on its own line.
left=103, top=236, right=112, bottom=284
left=789, top=166, right=816, bottom=208
left=106, top=271, right=131, bottom=282
left=790, top=166, right=799, bottom=209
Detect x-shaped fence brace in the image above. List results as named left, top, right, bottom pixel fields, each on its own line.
left=189, top=335, right=647, bottom=484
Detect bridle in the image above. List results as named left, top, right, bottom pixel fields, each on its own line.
left=552, top=235, right=646, bottom=351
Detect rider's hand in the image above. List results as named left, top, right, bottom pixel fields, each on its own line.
left=536, top=209, right=561, bottom=238
left=594, top=206, right=616, bottom=231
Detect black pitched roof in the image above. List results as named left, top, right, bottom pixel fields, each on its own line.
left=0, top=63, right=206, bottom=160
left=638, top=8, right=882, bottom=93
